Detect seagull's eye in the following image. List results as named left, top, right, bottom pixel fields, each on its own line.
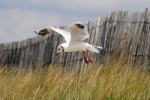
left=58, top=49, right=60, bottom=50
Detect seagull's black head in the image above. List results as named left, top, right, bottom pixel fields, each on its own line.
left=75, top=23, right=84, bottom=29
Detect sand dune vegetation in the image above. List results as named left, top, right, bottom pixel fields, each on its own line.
left=0, top=56, right=150, bottom=100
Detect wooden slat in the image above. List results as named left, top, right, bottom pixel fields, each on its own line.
left=119, top=11, right=130, bottom=53
left=109, top=11, right=118, bottom=52
left=130, top=12, right=141, bottom=55
left=110, top=11, right=118, bottom=52
left=145, top=12, right=150, bottom=56
left=104, top=11, right=113, bottom=53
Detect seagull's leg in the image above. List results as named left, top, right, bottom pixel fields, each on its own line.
left=82, top=51, right=88, bottom=64
left=88, top=56, right=93, bottom=63
left=85, top=50, right=93, bottom=63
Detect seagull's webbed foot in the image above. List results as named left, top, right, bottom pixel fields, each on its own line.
left=84, top=57, right=89, bottom=64
left=82, top=50, right=92, bottom=64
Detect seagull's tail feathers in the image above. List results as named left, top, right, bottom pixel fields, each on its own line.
left=87, top=44, right=103, bottom=53
left=93, top=46, right=103, bottom=49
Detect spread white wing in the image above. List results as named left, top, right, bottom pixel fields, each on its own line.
left=35, top=21, right=89, bottom=43
left=69, top=21, right=89, bottom=42
left=35, top=26, right=71, bottom=43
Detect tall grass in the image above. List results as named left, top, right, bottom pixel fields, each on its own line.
left=0, top=58, right=150, bottom=100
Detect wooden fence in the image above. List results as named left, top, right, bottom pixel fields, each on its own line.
left=0, top=8, right=150, bottom=68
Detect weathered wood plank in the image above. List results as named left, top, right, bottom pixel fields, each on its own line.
left=108, top=11, right=117, bottom=52
left=110, top=11, right=119, bottom=52
left=145, top=12, right=150, bottom=56
left=119, top=11, right=131, bottom=53
left=130, top=12, right=141, bottom=55
left=137, top=12, right=146, bottom=55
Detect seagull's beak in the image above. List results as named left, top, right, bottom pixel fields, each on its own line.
left=56, top=52, right=59, bottom=56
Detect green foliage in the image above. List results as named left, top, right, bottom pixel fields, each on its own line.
left=0, top=60, right=150, bottom=100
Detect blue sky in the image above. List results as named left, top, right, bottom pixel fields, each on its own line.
left=0, top=0, right=149, bottom=43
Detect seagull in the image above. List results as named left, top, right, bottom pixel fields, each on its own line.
left=35, top=21, right=103, bottom=64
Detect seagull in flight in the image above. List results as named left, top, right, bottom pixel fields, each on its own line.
left=35, top=21, right=102, bottom=64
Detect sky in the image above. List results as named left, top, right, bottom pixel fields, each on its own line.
left=0, top=0, right=149, bottom=43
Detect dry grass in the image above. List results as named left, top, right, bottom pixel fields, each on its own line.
left=0, top=58, right=150, bottom=100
